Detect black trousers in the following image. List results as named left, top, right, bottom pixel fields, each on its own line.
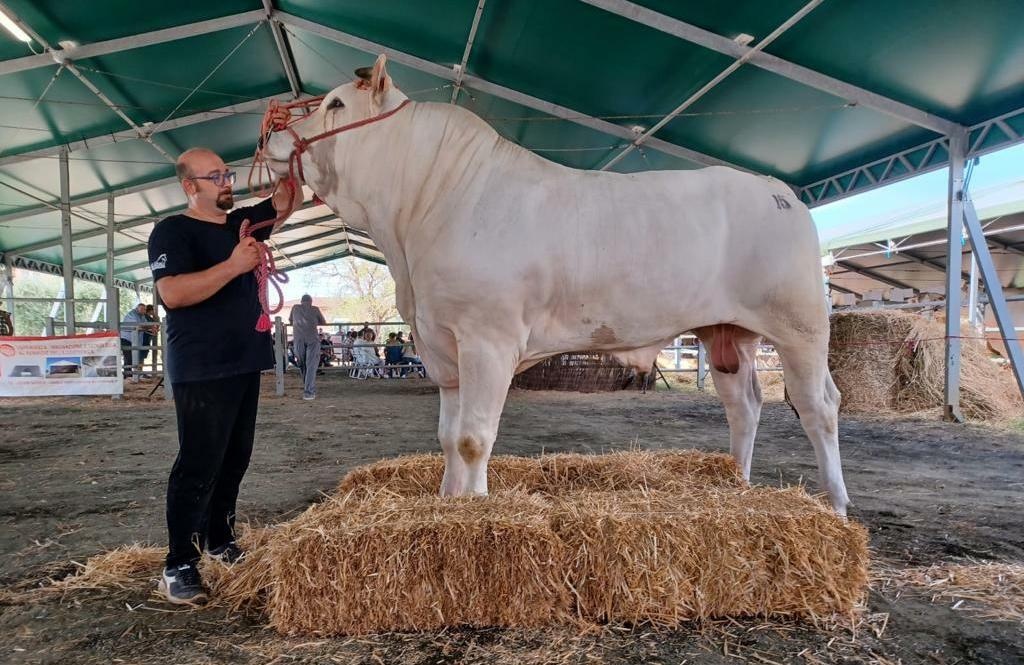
left=166, top=372, right=261, bottom=568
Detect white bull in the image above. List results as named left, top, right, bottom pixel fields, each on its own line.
left=265, top=55, right=850, bottom=515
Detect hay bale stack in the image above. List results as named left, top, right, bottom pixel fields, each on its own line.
left=829, top=311, right=1021, bottom=420
left=828, top=312, right=910, bottom=411
left=186, top=453, right=868, bottom=635
left=337, top=454, right=546, bottom=497
left=265, top=492, right=569, bottom=635
left=337, top=450, right=743, bottom=498
left=552, top=488, right=868, bottom=625
left=511, top=352, right=640, bottom=392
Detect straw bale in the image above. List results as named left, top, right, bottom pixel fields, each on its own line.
left=265, top=491, right=570, bottom=635
left=337, top=450, right=743, bottom=498
left=829, top=311, right=1021, bottom=420
left=337, top=454, right=545, bottom=498
left=551, top=488, right=868, bottom=625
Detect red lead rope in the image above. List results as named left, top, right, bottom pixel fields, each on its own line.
left=242, top=97, right=412, bottom=332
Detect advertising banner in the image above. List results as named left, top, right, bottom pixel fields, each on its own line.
left=0, top=332, right=123, bottom=397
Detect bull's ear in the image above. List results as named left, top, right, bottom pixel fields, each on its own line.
left=369, top=54, right=392, bottom=110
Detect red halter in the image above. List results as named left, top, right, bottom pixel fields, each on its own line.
left=241, top=96, right=412, bottom=332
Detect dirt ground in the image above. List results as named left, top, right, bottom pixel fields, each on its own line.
left=1, top=370, right=1022, bottom=664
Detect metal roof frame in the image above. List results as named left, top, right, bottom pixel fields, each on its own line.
left=5, top=253, right=145, bottom=290
left=0, top=1, right=177, bottom=163
left=0, top=9, right=266, bottom=77
left=273, top=11, right=748, bottom=174
left=0, top=0, right=1021, bottom=284
left=799, top=107, right=1024, bottom=206
left=580, top=0, right=961, bottom=136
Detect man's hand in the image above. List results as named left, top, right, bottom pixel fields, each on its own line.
left=228, top=236, right=261, bottom=275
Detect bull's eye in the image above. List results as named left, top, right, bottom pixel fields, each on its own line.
left=327, top=98, right=344, bottom=110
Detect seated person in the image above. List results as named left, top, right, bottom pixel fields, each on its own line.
left=383, top=332, right=404, bottom=373
left=351, top=329, right=383, bottom=376
left=319, top=332, right=335, bottom=369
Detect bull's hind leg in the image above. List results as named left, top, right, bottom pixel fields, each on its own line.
left=696, top=326, right=763, bottom=479
left=774, top=338, right=851, bottom=516
left=451, top=344, right=516, bottom=495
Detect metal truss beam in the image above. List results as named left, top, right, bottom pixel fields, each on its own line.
left=274, top=11, right=753, bottom=174
left=800, top=105, right=1024, bottom=207
left=1, top=253, right=144, bottom=290
left=262, top=2, right=302, bottom=98
left=0, top=95, right=289, bottom=167
left=272, top=234, right=382, bottom=265
left=899, top=250, right=971, bottom=283
left=73, top=242, right=147, bottom=267
left=963, top=194, right=1024, bottom=398
left=834, top=260, right=917, bottom=291
left=0, top=2, right=177, bottom=163
left=580, top=0, right=960, bottom=136
left=827, top=282, right=861, bottom=297
left=600, top=0, right=821, bottom=171
left=285, top=248, right=387, bottom=272
left=987, top=234, right=1024, bottom=258
left=0, top=10, right=266, bottom=77
left=0, top=157, right=255, bottom=226
left=450, top=0, right=486, bottom=105
left=4, top=191, right=318, bottom=258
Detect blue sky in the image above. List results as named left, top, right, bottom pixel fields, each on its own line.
left=811, top=142, right=1024, bottom=233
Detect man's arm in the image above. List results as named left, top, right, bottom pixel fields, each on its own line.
left=316, top=307, right=327, bottom=326
left=156, top=237, right=260, bottom=309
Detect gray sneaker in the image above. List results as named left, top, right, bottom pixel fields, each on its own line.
left=302, top=393, right=315, bottom=401
left=208, top=541, right=245, bottom=564
left=159, top=563, right=208, bottom=606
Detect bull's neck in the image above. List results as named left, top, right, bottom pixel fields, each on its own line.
left=350, top=103, right=534, bottom=249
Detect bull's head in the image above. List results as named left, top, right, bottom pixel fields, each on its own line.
left=263, top=54, right=407, bottom=230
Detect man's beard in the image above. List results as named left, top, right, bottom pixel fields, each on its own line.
left=215, top=193, right=233, bottom=211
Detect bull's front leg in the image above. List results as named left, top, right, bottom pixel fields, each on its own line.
left=449, top=344, right=516, bottom=495
left=438, top=386, right=466, bottom=496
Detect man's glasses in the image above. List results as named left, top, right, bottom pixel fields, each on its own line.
left=188, top=171, right=237, bottom=187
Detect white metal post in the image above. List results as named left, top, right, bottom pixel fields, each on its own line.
left=44, top=316, right=54, bottom=337
left=59, top=149, right=76, bottom=334
left=696, top=340, right=707, bottom=391
left=1, top=254, right=13, bottom=317
left=962, top=196, right=1024, bottom=399
left=274, top=316, right=286, bottom=396
left=673, top=335, right=681, bottom=370
left=105, top=194, right=119, bottom=332
left=967, top=252, right=980, bottom=330
left=131, top=328, right=141, bottom=384
left=943, top=130, right=967, bottom=422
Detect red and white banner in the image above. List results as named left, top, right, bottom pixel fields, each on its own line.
left=0, top=332, right=123, bottom=397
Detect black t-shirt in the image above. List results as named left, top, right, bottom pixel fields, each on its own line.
left=148, top=199, right=277, bottom=384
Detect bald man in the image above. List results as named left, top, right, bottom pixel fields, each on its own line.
left=147, top=147, right=301, bottom=604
